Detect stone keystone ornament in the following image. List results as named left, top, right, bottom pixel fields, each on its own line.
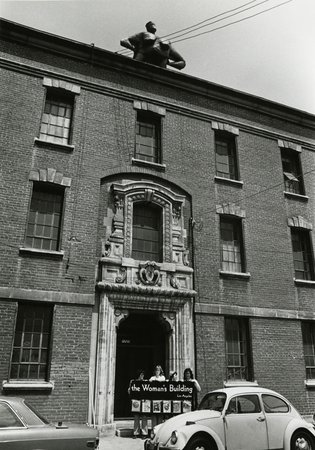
left=136, top=261, right=162, bottom=286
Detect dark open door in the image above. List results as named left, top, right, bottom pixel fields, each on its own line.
left=114, top=313, right=167, bottom=418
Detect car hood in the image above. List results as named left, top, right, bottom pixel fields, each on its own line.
left=154, top=410, right=221, bottom=442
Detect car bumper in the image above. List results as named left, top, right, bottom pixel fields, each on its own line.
left=144, top=438, right=179, bottom=450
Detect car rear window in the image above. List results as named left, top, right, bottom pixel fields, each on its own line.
left=262, top=394, right=289, bottom=413
left=0, top=402, right=24, bottom=428
left=21, top=401, right=49, bottom=425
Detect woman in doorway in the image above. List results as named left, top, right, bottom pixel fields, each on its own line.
left=149, top=365, right=166, bottom=382
left=129, top=369, right=148, bottom=438
left=149, top=365, right=165, bottom=428
left=183, top=367, right=201, bottom=410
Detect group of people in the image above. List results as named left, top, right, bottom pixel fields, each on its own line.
left=130, top=365, right=201, bottom=439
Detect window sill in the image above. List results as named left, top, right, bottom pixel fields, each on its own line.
left=19, top=247, right=64, bottom=258
left=132, top=158, right=166, bottom=172
left=2, top=380, right=54, bottom=391
left=294, top=278, right=315, bottom=287
left=304, top=380, right=315, bottom=388
left=219, top=270, right=250, bottom=279
left=214, top=176, right=243, bottom=188
left=224, top=380, right=258, bottom=388
left=34, top=138, right=74, bottom=152
left=284, top=191, right=308, bottom=201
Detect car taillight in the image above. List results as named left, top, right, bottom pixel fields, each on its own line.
left=86, top=438, right=99, bottom=448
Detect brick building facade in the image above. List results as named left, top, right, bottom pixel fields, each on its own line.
left=0, top=19, right=315, bottom=431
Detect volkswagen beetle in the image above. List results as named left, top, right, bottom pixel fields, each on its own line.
left=144, top=386, right=315, bottom=450
left=0, top=396, right=99, bottom=449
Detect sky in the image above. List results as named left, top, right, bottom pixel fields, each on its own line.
left=1, top=0, right=315, bottom=114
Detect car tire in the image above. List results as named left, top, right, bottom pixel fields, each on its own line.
left=291, top=430, right=315, bottom=450
left=185, top=436, right=213, bottom=450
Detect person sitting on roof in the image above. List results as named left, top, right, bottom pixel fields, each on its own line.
left=120, top=21, right=186, bottom=70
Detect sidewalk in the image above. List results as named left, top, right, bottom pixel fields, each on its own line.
left=99, top=435, right=144, bottom=450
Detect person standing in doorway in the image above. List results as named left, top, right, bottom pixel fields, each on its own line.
left=129, top=369, right=148, bottom=438
left=149, top=365, right=165, bottom=428
left=183, top=368, right=201, bottom=410
left=149, top=365, right=166, bottom=382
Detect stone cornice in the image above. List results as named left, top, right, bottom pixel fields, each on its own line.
left=0, top=55, right=315, bottom=150
left=0, top=286, right=95, bottom=305
left=96, top=281, right=196, bottom=298
left=195, top=302, right=315, bottom=321
left=1, top=18, right=315, bottom=133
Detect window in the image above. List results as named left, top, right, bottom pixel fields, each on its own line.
left=25, top=183, right=64, bottom=251
left=225, top=317, right=252, bottom=381
left=291, top=229, right=314, bottom=280
left=281, top=149, right=304, bottom=195
left=215, top=132, right=238, bottom=180
left=220, top=217, right=245, bottom=272
left=132, top=203, right=162, bottom=262
left=135, top=112, right=161, bottom=163
left=227, top=395, right=261, bottom=414
left=302, top=322, right=315, bottom=379
left=262, top=394, right=289, bottom=413
left=10, top=304, right=53, bottom=381
left=0, top=402, right=24, bottom=428
left=39, top=90, right=74, bottom=145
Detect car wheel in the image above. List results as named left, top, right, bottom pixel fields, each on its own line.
left=291, top=430, right=315, bottom=450
left=185, top=437, right=212, bottom=450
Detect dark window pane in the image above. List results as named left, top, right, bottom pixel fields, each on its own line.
left=302, top=323, right=315, bottom=379
left=291, top=230, right=314, bottom=280
left=281, top=149, right=304, bottom=194
left=220, top=218, right=244, bottom=272
left=215, top=133, right=238, bottom=180
left=26, top=185, right=64, bottom=251
left=135, top=113, right=161, bottom=163
left=132, top=203, right=162, bottom=262
left=10, top=304, right=53, bottom=380
left=225, top=318, right=251, bottom=381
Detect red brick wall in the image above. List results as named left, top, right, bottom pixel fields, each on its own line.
left=0, top=30, right=315, bottom=422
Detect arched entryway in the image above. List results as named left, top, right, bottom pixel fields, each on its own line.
left=114, top=312, right=169, bottom=418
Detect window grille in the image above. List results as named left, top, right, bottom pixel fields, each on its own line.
left=132, top=203, right=162, bottom=262
left=25, top=184, right=64, bottom=251
left=225, top=317, right=252, bottom=381
left=220, top=218, right=244, bottom=272
left=135, top=112, right=161, bottom=163
left=302, top=322, right=315, bottom=379
left=215, top=133, right=238, bottom=180
left=10, top=304, right=53, bottom=381
left=281, top=149, right=304, bottom=195
left=39, top=91, right=73, bottom=145
left=291, top=229, right=314, bottom=280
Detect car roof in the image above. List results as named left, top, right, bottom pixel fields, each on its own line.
left=0, top=396, right=25, bottom=405
left=210, top=386, right=286, bottom=397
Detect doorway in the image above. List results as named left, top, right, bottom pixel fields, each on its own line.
left=114, top=312, right=168, bottom=418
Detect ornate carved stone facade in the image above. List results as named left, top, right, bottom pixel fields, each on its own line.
left=100, top=180, right=194, bottom=293
left=94, top=178, right=196, bottom=428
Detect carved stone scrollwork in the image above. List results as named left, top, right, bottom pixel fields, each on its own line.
left=172, top=203, right=182, bottom=225
left=102, top=240, right=111, bottom=257
left=115, top=268, right=127, bottom=284
left=136, top=261, right=162, bottom=286
left=183, top=250, right=190, bottom=266
left=114, top=308, right=129, bottom=327
left=111, top=193, right=124, bottom=239
left=170, top=274, right=179, bottom=289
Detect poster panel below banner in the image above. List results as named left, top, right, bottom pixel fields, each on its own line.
left=129, top=380, right=194, bottom=415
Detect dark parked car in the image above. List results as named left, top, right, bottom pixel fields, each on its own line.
left=0, top=396, right=99, bottom=450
